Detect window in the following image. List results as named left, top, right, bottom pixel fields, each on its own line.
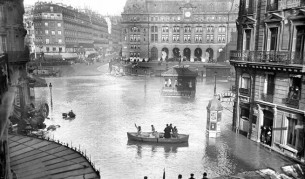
left=0, top=35, right=7, bottom=53
left=58, top=39, right=62, bottom=44
left=207, top=26, right=214, bottom=33
left=173, top=34, right=180, bottom=42
left=218, top=26, right=226, bottom=33
left=45, top=22, right=48, bottom=26
left=241, top=74, right=250, bottom=89
left=288, top=76, right=301, bottom=100
left=151, top=26, right=158, bottom=33
left=51, top=31, right=55, bottom=35
left=245, top=29, right=251, bottom=50
left=270, top=28, right=278, bottom=51
left=50, top=6, right=53, bottom=12
left=58, top=30, right=61, bottom=35
left=162, top=26, right=169, bottom=33
left=184, top=26, right=191, bottom=33
left=46, top=47, right=50, bottom=52
left=45, top=30, right=48, bottom=35
left=59, top=47, right=62, bottom=52
left=57, top=23, right=61, bottom=27
left=206, top=34, right=214, bottom=43
left=53, top=47, right=56, bottom=51
left=183, top=34, right=191, bottom=42
left=287, top=118, right=298, bottom=148
left=46, top=39, right=49, bottom=44
left=295, top=26, right=305, bottom=61
left=151, top=34, right=158, bottom=42
left=173, top=26, right=180, bottom=33
left=195, top=35, right=202, bottom=42
left=218, top=35, right=226, bottom=43
left=195, top=26, right=203, bottom=33
left=161, top=35, right=169, bottom=42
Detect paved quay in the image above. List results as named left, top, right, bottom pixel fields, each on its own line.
left=9, top=134, right=100, bottom=179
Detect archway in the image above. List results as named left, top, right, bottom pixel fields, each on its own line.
left=161, top=47, right=169, bottom=61
left=206, top=48, right=214, bottom=62
left=183, top=48, right=191, bottom=61
left=151, top=47, right=158, bottom=60
left=173, top=48, right=180, bottom=60
left=194, top=48, right=202, bottom=61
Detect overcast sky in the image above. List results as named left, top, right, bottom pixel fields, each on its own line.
left=24, top=0, right=127, bottom=15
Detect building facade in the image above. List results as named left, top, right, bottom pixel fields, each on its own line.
left=230, top=0, right=305, bottom=161
left=32, top=2, right=109, bottom=59
left=24, top=5, right=35, bottom=57
left=1, top=0, right=30, bottom=178
left=121, top=0, right=239, bottom=62
left=109, top=16, right=123, bottom=55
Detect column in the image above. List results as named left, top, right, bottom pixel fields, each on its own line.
left=272, top=106, right=277, bottom=147
left=257, top=104, right=264, bottom=143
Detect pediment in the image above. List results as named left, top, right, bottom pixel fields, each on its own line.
left=290, top=9, right=305, bottom=20
left=242, top=16, right=256, bottom=24
left=265, top=13, right=284, bottom=23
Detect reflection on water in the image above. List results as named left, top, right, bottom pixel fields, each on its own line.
left=41, top=66, right=295, bottom=178
left=127, top=140, right=189, bottom=159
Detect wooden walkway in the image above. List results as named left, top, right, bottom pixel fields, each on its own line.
left=8, top=134, right=100, bottom=179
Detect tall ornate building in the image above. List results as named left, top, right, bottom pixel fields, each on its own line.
left=230, top=0, right=305, bottom=161
left=121, top=0, right=239, bottom=62
left=32, top=2, right=109, bottom=59
left=24, top=5, right=35, bottom=57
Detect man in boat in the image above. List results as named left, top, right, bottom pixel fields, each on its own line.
left=135, top=123, right=142, bottom=136
left=164, top=124, right=171, bottom=138
left=172, top=126, right=178, bottom=138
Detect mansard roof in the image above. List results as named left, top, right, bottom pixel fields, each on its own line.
left=122, top=0, right=239, bottom=14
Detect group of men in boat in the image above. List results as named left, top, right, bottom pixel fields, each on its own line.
left=135, top=123, right=178, bottom=138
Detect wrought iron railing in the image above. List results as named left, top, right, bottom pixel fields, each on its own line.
left=267, top=2, right=279, bottom=11
left=230, top=50, right=304, bottom=65
left=239, top=88, right=250, bottom=96
left=282, top=98, right=299, bottom=108
left=261, top=94, right=274, bottom=103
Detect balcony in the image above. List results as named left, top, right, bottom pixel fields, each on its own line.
left=230, top=50, right=304, bottom=65
left=239, top=88, right=250, bottom=96
left=267, top=2, right=279, bottom=11
left=282, top=98, right=299, bottom=108
left=280, top=0, right=305, bottom=9
left=261, top=94, right=274, bottom=103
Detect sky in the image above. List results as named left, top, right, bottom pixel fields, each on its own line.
left=24, top=0, right=127, bottom=16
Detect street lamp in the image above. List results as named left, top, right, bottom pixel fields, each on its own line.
left=49, top=83, right=53, bottom=108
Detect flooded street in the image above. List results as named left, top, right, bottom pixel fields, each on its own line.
left=42, top=64, right=295, bottom=179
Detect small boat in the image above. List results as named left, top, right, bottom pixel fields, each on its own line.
left=127, top=132, right=189, bottom=143
left=62, top=111, right=76, bottom=118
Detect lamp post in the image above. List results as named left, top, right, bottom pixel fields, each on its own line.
left=49, top=83, right=53, bottom=108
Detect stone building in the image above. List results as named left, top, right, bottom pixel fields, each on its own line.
left=121, top=0, right=239, bottom=62
left=109, top=16, right=123, bottom=55
left=230, top=0, right=305, bottom=161
left=32, top=2, right=109, bottom=59
left=24, top=5, right=35, bottom=58
left=0, top=0, right=29, bottom=178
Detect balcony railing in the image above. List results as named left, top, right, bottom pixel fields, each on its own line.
left=230, top=50, right=304, bottom=65
left=267, top=2, right=279, bottom=11
left=280, top=0, right=305, bottom=9
left=261, top=94, right=273, bottom=103
left=239, top=88, right=250, bottom=96
left=282, top=98, right=299, bottom=108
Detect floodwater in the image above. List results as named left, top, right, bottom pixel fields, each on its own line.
left=42, top=64, right=295, bottom=179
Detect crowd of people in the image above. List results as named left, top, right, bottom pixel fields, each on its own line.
left=134, top=123, right=179, bottom=138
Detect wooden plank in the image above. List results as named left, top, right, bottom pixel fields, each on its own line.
left=51, top=167, right=96, bottom=179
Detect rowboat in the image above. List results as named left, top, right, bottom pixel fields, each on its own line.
left=127, top=132, right=189, bottom=143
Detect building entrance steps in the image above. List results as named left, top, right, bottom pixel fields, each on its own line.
left=8, top=134, right=100, bottom=179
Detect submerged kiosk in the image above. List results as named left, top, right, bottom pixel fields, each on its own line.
left=161, top=65, right=197, bottom=97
